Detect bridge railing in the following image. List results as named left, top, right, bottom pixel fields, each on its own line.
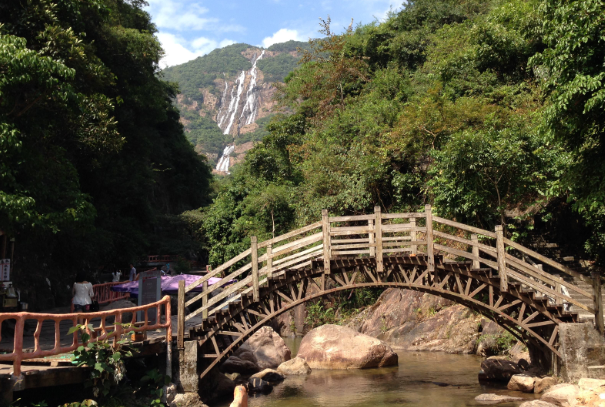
left=0, top=296, right=172, bottom=377
left=70, top=281, right=131, bottom=312
left=177, top=206, right=604, bottom=343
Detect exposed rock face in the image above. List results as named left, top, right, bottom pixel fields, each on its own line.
left=479, top=357, right=524, bottom=382
left=508, top=374, right=537, bottom=392
left=357, top=289, right=507, bottom=354
left=277, top=357, right=312, bottom=375
left=558, top=323, right=605, bottom=383
left=241, top=326, right=291, bottom=369
left=540, top=383, right=580, bottom=406
left=474, top=394, right=525, bottom=404
left=297, top=324, right=398, bottom=369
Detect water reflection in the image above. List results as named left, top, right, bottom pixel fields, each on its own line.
left=216, top=338, right=539, bottom=407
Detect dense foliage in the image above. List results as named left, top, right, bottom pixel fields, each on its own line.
left=197, top=0, right=605, bottom=268
left=0, top=0, right=212, bottom=308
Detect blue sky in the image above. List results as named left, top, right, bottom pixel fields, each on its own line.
left=145, top=0, right=403, bottom=68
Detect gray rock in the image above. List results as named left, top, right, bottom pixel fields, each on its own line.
left=248, top=377, right=273, bottom=393
left=277, top=357, right=312, bottom=375
left=519, top=401, right=558, bottom=407
left=221, top=346, right=260, bottom=375
left=240, top=326, right=291, bottom=369
left=540, top=383, right=579, bottom=406
left=250, top=368, right=285, bottom=383
left=534, top=377, right=558, bottom=394
left=479, top=357, right=524, bottom=382
left=474, top=393, right=525, bottom=404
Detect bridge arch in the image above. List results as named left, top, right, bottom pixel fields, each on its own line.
left=176, top=206, right=602, bottom=379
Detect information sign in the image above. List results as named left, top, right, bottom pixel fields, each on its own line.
left=137, top=269, right=161, bottom=324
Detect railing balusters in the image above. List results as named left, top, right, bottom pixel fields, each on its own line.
left=495, top=225, right=508, bottom=292
left=202, top=280, right=209, bottom=319
left=251, top=236, right=259, bottom=302
left=177, top=280, right=185, bottom=351
left=267, top=243, right=273, bottom=278
left=471, top=234, right=479, bottom=269
left=368, top=219, right=375, bottom=257
left=322, top=209, right=331, bottom=274
left=425, top=205, right=434, bottom=272
left=410, top=218, right=417, bottom=255
left=374, top=206, right=383, bottom=272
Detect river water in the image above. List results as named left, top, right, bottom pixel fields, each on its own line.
left=216, top=338, right=539, bottom=407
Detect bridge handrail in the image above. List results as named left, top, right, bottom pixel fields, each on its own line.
left=70, top=280, right=131, bottom=313
left=177, top=205, right=604, bottom=342
left=0, top=296, right=172, bottom=377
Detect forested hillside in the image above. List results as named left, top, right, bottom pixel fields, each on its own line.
left=198, top=0, right=605, bottom=270
left=0, top=0, right=212, bottom=308
left=162, top=41, right=309, bottom=167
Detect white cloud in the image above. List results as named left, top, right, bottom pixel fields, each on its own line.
left=157, top=33, right=235, bottom=68
left=146, top=0, right=244, bottom=32
left=261, top=28, right=305, bottom=48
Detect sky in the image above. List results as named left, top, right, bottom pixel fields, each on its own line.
left=145, top=0, right=404, bottom=68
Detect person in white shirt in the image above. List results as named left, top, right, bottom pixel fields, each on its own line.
left=112, top=270, right=122, bottom=282
left=72, top=272, right=94, bottom=323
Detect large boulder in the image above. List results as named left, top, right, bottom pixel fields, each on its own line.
left=297, top=324, right=398, bottom=369
left=534, top=377, right=558, bottom=394
left=474, top=394, right=525, bottom=404
left=240, top=326, right=291, bottom=369
left=540, top=383, right=579, bottom=406
left=220, top=346, right=260, bottom=375
left=578, top=378, right=605, bottom=391
left=277, top=357, right=312, bottom=375
left=479, top=357, right=524, bottom=382
left=508, top=374, right=537, bottom=393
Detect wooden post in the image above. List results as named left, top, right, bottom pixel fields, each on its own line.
left=471, top=234, right=479, bottom=269
left=495, top=225, right=508, bottom=292
left=410, top=218, right=417, bottom=255
left=368, top=219, right=375, bottom=257
left=592, top=271, right=604, bottom=336
left=177, top=280, right=185, bottom=351
left=202, top=280, right=208, bottom=319
left=267, top=243, right=273, bottom=278
left=251, top=236, right=259, bottom=302
left=374, top=206, right=383, bottom=272
left=425, top=205, right=434, bottom=272
left=322, top=209, right=331, bottom=274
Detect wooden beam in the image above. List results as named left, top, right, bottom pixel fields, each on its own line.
left=177, top=280, right=185, bottom=350
left=368, top=219, right=375, bottom=257
left=471, top=234, right=480, bottom=269
left=266, top=243, right=273, bottom=278
left=322, top=210, right=331, bottom=274
left=374, top=206, right=383, bottom=272
left=592, top=271, right=604, bottom=336
left=496, top=225, right=508, bottom=292
left=410, top=218, right=417, bottom=255
left=425, top=205, right=434, bottom=272
left=251, top=236, right=259, bottom=302
left=202, top=280, right=208, bottom=319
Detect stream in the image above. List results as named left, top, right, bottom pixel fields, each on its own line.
left=215, top=337, right=540, bottom=407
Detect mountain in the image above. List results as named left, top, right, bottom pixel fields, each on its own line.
left=162, top=40, right=309, bottom=172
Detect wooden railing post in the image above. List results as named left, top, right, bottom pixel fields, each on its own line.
left=425, top=205, right=434, bottom=272
left=471, top=234, right=479, bottom=269
left=177, top=280, right=185, bottom=351
left=202, top=280, right=208, bottom=319
left=495, top=225, right=508, bottom=292
left=267, top=243, right=273, bottom=278
left=592, top=271, right=604, bottom=336
left=374, top=206, right=383, bottom=272
left=410, top=218, right=417, bottom=255
left=368, top=219, right=375, bottom=257
left=322, top=209, right=331, bottom=274
left=251, top=236, right=259, bottom=302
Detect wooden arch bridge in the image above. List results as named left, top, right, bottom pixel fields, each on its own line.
left=176, top=206, right=604, bottom=379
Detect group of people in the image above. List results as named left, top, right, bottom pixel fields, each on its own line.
left=71, top=263, right=138, bottom=314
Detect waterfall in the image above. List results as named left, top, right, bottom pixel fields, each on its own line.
left=216, top=144, right=235, bottom=173
left=217, top=76, right=229, bottom=128
left=223, top=71, right=246, bottom=135
left=240, top=50, right=265, bottom=125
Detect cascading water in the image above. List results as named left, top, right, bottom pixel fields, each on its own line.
left=215, top=144, right=235, bottom=173
left=240, top=50, right=265, bottom=125
left=217, top=76, right=229, bottom=128
left=223, top=71, right=246, bottom=136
